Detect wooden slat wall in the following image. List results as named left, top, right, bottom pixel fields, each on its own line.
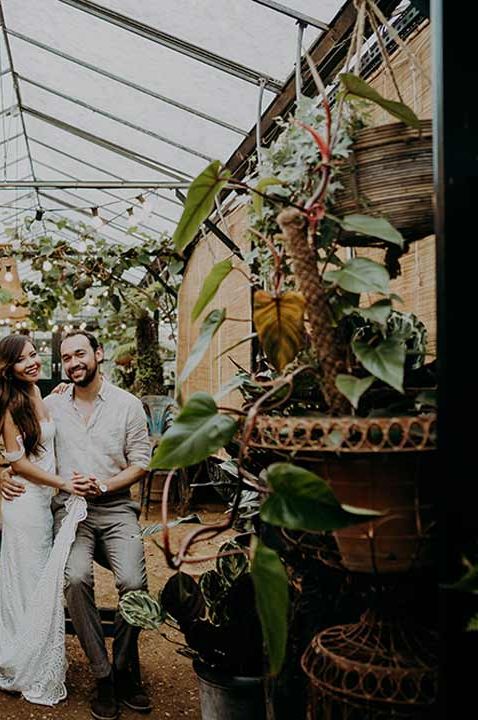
left=177, top=205, right=251, bottom=406
left=177, top=21, right=435, bottom=398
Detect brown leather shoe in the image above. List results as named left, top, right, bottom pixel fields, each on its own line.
left=90, top=672, right=119, bottom=720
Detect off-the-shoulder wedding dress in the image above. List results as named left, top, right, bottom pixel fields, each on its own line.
left=0, top=419, right=87, bottom=706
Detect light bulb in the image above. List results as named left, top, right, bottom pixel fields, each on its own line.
left=52, top=324, right=59, bottom=332
left=77, top=240, right=87, bottom=253
left=42, top=260, right=53, bottom=272
left=126, top=207, right=137, bottom=229
left=121, top=323, right=127, bottom=330
left=80, top=322, right=87, bottom=330
left=4, top=271, right=14, bottom=283
left=9, top=304, right=16, bottom=313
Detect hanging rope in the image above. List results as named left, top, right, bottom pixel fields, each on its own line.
left=295, top=21, right=306, bottom=99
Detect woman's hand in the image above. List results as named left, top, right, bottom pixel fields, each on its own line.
left=51, top=382, right=70, bottom=395
left=71, top=471, right=101, bottom=497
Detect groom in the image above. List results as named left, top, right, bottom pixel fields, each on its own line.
left=1, top=330, right=152, bottom=720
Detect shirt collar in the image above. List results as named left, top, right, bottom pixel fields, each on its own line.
left=67, top=376, right=110, bottom=402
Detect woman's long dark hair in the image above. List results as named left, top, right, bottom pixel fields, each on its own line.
left=0, top=334, right=43, bottom=457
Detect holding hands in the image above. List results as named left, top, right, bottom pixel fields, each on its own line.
left=0, top=467, right=103, bottom=499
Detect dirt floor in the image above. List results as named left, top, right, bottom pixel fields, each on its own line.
left=0, top=490, right=232, bottom=720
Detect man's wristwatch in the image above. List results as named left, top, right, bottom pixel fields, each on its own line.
left=97, top=482, right=108, bottom=494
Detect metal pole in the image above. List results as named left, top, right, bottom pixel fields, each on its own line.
left=0, top=180, right=190, bottom=189
left=249, top=0, right=329, bottom=31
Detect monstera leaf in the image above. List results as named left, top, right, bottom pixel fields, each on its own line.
left=253, top=290, right=305, bottom=371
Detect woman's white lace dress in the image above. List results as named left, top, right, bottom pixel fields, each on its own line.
left=0, top=419, right=87, bottom=706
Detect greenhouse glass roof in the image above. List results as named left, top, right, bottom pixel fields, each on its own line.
left=0, top=0, right=345, bottom=248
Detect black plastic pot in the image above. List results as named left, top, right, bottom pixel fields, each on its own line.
left=193, top=658, right=266, bottom=720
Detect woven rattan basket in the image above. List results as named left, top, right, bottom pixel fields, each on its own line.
left=333, top=120, right=433, bottom=242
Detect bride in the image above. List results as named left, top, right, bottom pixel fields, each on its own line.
left=0, top=334, right=93, bottom=706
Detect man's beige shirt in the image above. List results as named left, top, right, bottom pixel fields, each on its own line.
left=45, top=379, right=151, bottom=488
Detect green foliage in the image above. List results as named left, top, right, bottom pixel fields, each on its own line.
left=251, top=539, right=289, bottom=675
left=173, top=160, right=231, bottom=253
left=336, top=374, right=375, bottom=409
left=191, top=258, right=233, bottom=321
left=324, top=257, right=390, bottom=295
left=340, top=73, right=420, bottom=128
left=261, top=463, right=381, bottom=531
left=151, top=392, right=237, bottom=469
left=118, top=590, right=165, bottom=629
left=179, top=309, right=226, bottom=384
left=338, top=214, right=404, bottom=247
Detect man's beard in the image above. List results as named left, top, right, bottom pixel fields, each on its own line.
left=67, top=362, right=98, bottom=387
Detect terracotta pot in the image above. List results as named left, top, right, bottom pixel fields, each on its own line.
left=311, top=451, right=437, bottom=574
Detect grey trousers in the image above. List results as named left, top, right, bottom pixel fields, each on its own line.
left=52, top=493, right=148, bottom=679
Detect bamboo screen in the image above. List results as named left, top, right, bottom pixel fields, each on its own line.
left=176, top=204, right=251, bottom=406
left=177, top=21, right=435, bottom=399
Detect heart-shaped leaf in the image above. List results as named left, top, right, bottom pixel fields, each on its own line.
left=179, top=309, right=225, bottom=384
left=119, top=590, right=165, bottom=630
left=253, top=290, right=305, bottom=371
left=340, top=73, right=420, bottom=128
left=352, top=336, right=405, bottom=393
left=336, top=374, right=375, bottom=409
left=356, top=299, right=392, bottom=326
left=340, top=214, right=404, bottom=247
left=151, top=392, right=237, bottom=469
left=324, top=257, right=390, bottom=295
left=251, top=539, right=289, bottom=676
left=260, top=463, right=381, bottom=532
left=192, top=259, right=233, bottom=321
left=173, top=161, right=230, bottom=252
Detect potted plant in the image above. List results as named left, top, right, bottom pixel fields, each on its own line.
left=121, top=63, right=437, bottom=717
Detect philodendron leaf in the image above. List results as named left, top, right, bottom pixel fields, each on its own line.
left=324, top=257, right=390, bottom=295
left=340, top=214, right=404, bottom=248
left=356, top=299, right=392, bottom=327
left=352, top=336, right=405, bottom=393
left=251, top=539, right=289, bottom=676
left=444, top=565, right=478, bottom=594
left=253, top=290, right=305, bottom=371
left=151, top=392, right=237, bottom=469
left=261, top=463, right=381, bottom=531
left=173, top=160, right=231, bottom=252
left=119, top=590, right=165, bottom=630
left=192, top=259, right=233, bottom=321
left=336, top=374, right=375, bottom=409
left=179, top=309, right=226, bottom=384
left=252, top=177, right=286, bottom=217
left=340, top=73, right=420, bottom=129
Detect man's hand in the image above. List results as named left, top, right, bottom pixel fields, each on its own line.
left=0, top=466, right=25, bottom=501
left=71, top=471, right=101, bottom=498
left=51, top=382, right=70, bottom=395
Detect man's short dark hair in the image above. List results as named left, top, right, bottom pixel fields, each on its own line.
left=61, top=330, right=101, bottom=353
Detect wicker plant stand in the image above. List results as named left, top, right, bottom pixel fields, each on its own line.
left=249, top=413, right=438, bottom=719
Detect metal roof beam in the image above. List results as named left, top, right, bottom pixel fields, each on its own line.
left=58, top=0, right=282, bottom=92
left=0, top=103, right=18, bottom=118
left=0, top=180, right=190, bottom=189
left=6, top=30, right=248, bottom=136
left=0, top=3, right=45, bottom=226
left=18, top=75, right=214, bottom=162
left=21, top=106, right=193, bottom=181
left=59, top=0, right=282, bottom=93
left=249, top=0, right=329, bottom=31
left=55, top=187, right=175, bottom=237
left=34, top=158, right=178, bottom=226
left=29, top=136, right=183, bottom=208
left=0, top=191, right=33, bottom=208
left=0, top=131, right=23, bottom=147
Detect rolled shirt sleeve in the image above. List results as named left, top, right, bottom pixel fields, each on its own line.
left=125, top=399, right=152, bottom=470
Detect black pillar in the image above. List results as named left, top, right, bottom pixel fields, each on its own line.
left=433, top=1, right=478, bottom=715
